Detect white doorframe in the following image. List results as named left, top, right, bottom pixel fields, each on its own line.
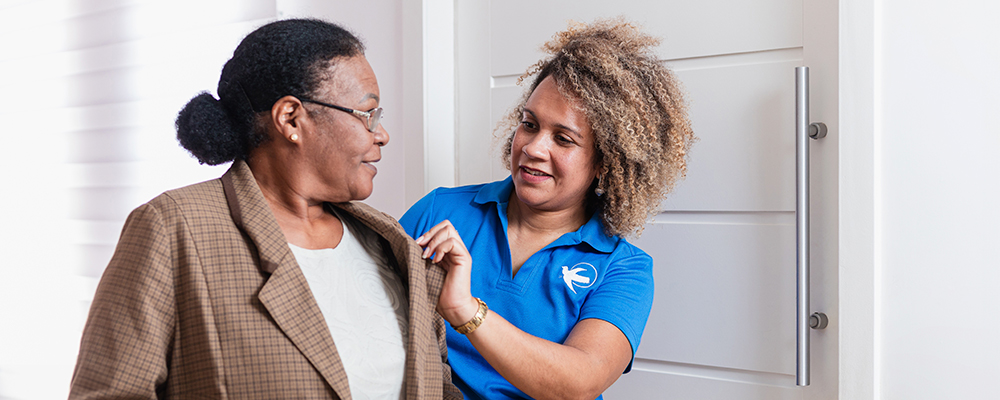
left=837, top=0, right=879, bottom=399
left=402, top=0, right=457, bottom=207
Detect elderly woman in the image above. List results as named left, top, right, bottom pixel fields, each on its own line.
left=70, top=19, right=461, bottom=400
left=400, top=19, right=694, bottom=400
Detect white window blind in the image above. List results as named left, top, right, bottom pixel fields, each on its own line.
left=0, top=1, right=277, bottom=398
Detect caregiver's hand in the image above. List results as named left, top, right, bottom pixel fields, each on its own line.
left=415, top=220, right=479, bottom=327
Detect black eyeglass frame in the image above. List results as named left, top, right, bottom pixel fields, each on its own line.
left=299, top=97, right=383, bottom=133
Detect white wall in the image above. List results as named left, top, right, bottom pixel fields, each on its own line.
left=878, top=0, right=1000, bottom=398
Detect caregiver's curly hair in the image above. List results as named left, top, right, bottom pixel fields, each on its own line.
left=498, top=18, right=695, bottom=237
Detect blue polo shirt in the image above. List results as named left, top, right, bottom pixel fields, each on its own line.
left=400, top=177, right=654, bottom=400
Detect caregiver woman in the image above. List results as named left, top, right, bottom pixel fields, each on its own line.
left=401, top=19, right=695, bottom=400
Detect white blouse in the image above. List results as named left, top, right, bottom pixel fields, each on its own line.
left=289, top=211, right=409, bottom=400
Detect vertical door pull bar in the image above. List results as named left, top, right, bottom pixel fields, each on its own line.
left=795, top=66, right=826, bottom=387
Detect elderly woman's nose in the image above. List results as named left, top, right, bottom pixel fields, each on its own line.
left=374, top=123, right=389, bottom=146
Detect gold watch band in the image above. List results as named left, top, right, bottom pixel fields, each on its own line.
left=452, top=297, right=488, bottom=335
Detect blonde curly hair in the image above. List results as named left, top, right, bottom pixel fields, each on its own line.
left=498, top=18, right=695, bottom=237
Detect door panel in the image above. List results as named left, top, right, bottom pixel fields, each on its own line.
left=606, top=370, right=801, bottom=399
left=489, top=0, right=802, bottom=76
left=635, top=217, right=796, bottom=375
left=665, top=56, right=800, bottom=211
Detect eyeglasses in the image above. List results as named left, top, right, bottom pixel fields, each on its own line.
left=299, top=97, right=384, bottom=133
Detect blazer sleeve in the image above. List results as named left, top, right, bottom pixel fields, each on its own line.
left=69, top=203, right=176, bottom=399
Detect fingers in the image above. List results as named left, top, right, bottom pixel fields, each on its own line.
left=429, top=236, right=456, bottom=264
left=415, top=220, right=453, bottom=246
left=417, top=221, right=476, bottom=324
left=415, top=220, right=469, bottom=264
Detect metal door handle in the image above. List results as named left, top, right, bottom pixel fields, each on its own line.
left=795, top=66, right=826, bottom=386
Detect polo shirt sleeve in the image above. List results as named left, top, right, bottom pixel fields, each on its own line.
left=399, top=189, right=438, bottom=239
left=578, top=250, right=654, bottom=372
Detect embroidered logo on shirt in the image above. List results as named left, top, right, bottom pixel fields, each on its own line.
left=561, top=262, right=598, bottom=294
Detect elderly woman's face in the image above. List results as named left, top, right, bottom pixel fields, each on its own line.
left=510, top=76, right=599, bottom=213
left=303, top=56, right=388, bottom=202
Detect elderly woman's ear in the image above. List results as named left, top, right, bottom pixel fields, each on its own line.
left=270, top=95, right=307, bottom=143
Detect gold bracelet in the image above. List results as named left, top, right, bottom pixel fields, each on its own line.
left=452, top=297, right=488, bottom=335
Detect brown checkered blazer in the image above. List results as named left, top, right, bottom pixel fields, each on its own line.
left=69, top=160, right=463, bottom=399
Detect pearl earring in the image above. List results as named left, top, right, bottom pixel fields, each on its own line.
left=595, top=176, right=604, bottom=196
left=290, top=134, right=299, bottom=142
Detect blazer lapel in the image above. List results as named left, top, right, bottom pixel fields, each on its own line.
left=336, top=202, right=442, bottom=399
left=222, top=161, right=353, bottom=400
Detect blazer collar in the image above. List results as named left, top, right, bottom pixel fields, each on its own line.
left=220, top=160, right=441, bottom=399
left=222, top=160, right=353, bottom=399
left=220, top=160, right=417, bottom=282
left=220, top=160, right=294, bottom=274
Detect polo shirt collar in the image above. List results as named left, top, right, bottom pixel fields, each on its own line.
left=473, top=176, right=619, bottom=254
left=472, top=176, right=514, bottom=206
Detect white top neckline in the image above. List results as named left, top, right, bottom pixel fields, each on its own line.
left=289, top=211, right=409, bottom=400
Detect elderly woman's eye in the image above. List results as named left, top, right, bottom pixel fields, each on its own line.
left=521, top=121, right=538, bottom=130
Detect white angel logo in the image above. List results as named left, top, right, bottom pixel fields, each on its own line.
left=561, top=262, right=598, bottom=294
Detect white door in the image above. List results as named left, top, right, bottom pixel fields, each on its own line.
left=453, top=1, right=838, bottom=399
